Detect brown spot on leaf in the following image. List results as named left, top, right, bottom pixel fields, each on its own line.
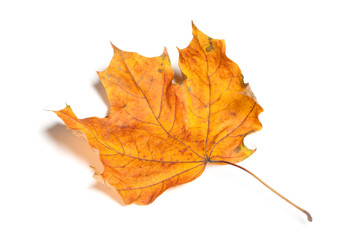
left=234, top=146, right=242, bottom=153
left=181, top=72, right=187, bottom=80
left=205, top=37, right=215, bottom=53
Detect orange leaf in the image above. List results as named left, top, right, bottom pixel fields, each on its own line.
left=55, top=23, right=262, bottom=205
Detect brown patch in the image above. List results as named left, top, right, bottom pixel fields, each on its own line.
left=181, top=72, right=187, bottom=80
left=205, top=37, right=215, bottom=53
left=234, top=146, right=242, bottom=153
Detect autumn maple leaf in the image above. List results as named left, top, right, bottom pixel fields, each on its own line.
left=54, top=23, right=311, bottom=221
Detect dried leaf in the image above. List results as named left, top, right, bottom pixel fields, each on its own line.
left=55, top=23, right=262, bottom=205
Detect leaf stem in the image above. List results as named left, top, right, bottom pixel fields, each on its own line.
left=209, top=159, right=312, bottom=222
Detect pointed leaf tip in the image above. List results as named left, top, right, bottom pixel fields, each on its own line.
left=110, top=41, right=122, bottom=53
left=191, top=21, right=198, bottom=35
left=161, top=47, right=168, bottom=56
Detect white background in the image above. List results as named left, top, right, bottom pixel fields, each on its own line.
left=1, top=0, right=361, bottom=239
